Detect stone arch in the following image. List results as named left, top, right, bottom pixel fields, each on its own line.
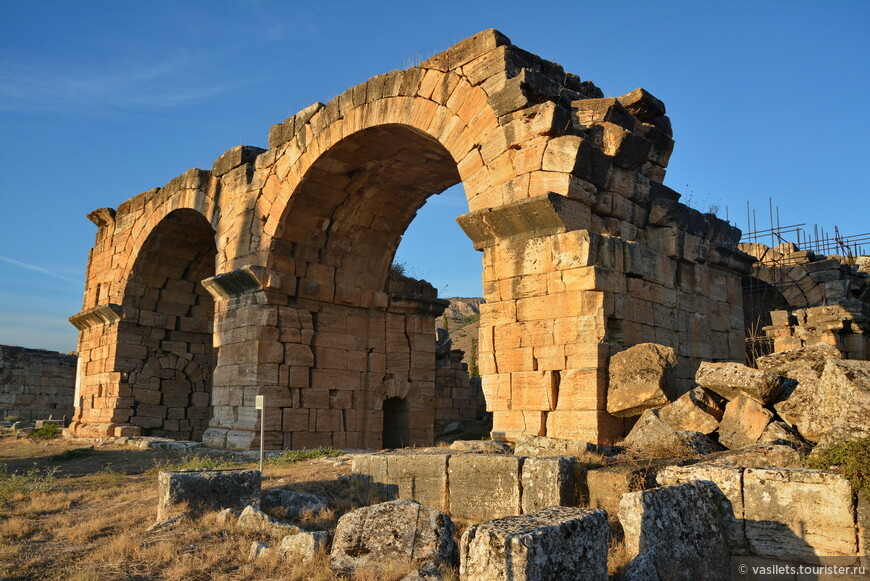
left=72, top=29, right=759, bottom=448
left=118, top=208, right=218, bottom=440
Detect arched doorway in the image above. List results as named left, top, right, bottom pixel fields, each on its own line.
left=382, top=396, right=410, bottom=448
left=270, top=123, right=466, bottom=449
left=742, top=276, right=790, bottom=366
left=121, top=209, right=217, bottom=440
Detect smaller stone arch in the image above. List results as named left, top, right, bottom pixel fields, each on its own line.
left=129, top=353, right=210, bottom=440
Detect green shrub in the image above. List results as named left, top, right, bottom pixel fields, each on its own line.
left=806, top=437, right=870, bottom=500
left=30, top=424, right=61, bottom=440
left=267, top=447, right=343, bottom=466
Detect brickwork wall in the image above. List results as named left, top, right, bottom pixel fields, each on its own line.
left=0, top=345, right=76, bottom=420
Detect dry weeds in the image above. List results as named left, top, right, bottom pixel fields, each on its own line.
left=0, top=431, right=410, bottom=580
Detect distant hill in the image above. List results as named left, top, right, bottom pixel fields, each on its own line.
left=436, top=297, right=484, bottom=367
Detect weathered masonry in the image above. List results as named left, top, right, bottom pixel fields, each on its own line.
left=69, top=29, right=753, bottom=449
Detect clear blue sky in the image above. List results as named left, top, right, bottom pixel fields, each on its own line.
left=1, top=0, right=868, bottom=352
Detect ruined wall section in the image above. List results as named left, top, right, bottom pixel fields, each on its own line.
left=740, top=243, right=870, bottom=360
left=0, top=345, right=76, bottom=420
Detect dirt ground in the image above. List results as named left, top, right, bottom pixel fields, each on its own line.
left=0, top=431, right=414, bottom=581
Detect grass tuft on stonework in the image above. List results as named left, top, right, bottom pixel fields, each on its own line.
left=267, top=447, right=344, bottom=466
left=150, top=453, right=240, bottom=473
left=805, top=436, right=870, bottom=500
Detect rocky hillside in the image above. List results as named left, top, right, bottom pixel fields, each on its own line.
left=436, top=297, right=484, bottom=366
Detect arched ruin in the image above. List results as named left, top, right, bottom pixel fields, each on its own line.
left=69, top=29, right=755, bottom=449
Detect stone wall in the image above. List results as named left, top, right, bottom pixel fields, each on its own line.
left=740, top=242, right=870, bottom=361
left=0, top=345, right=76, bottom=420
left=69, top=29, right=752, bottom=448
left=353, top=452, right=866, bottom=563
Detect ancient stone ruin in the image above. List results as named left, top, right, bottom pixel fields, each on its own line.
left=0, top=345, right=75, bottom=421
left=66, top=29, right=868, bottom=451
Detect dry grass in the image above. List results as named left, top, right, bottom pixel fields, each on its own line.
left=0, top=431, right=447, bottom=580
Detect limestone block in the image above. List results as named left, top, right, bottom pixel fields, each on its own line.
left=277, top=530, right=329, bottom=563
left=607, top=343, right=678, bottom=418
left=521, top=456, right=585, bottom=513
left=237, top=505, right=302, bottom=537
left=387, top=454, right=450, bottom=512
left=157, top=469, right=260, bottom=521
left=624, top=409, right=721, bottom=456
left=448, top=454, right=522, bottom=522
left=695, top=361, right=784, bottom=404
left=775, top=359, right=870, bottom=442
left=656, top=463, right=747, bottom=552
left=617, top=88, right=666, bottom=122
left=585, top=461, right=671, bottom=517
left=513, top=435, right=622, bottom=459
left=459, top=507, right=609, bottom=581
left=330, top=499, right=457, bottom=572
left=619, top=482, right=730, bottom=581
left=658, top=387, right=723, bottom=434
left=743, top=467, right=858, bottom=560
left=705, top=443, right=803, bottom=469
left=718, top=396, right=773, bottom=450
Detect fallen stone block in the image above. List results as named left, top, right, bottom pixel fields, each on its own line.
left=521, top=456, right=586, bottom=513
left=586, top=459, right=690, bottom=517
left=448, top=454, right=522, bottom=521
left=743, top=467, right=858, bottom=560
left=157, top=468, right=260, bottom=521
left=775, top=359, right=870, bottom=442
left=717, top=396, right=773, bottom=450
left=656, top=463, right=747, bottom=552
left=263, top=489, right=328, bottom=520
left=624, top=408, right=721, bottom=456
left=513, top=435, right=622, bottom=458
left=449, top=440, right=511, bottom=454
left=215, top=507, right=240, bottom=525
left=658, top=387, right=723, bottom=434
left=619, top=482, right=730, bottom=581
left=758, top=421, right=810, bottom=453
left=330, top=499, right=456, bottom=573
left=277, top=530, right=329, bottom=563
left=607, top=343, right=678, bottom=417
left=695, top=361, right=784, bottom=404
left=237, top=505, right=302, bottom=537
left=248, top=541, right=272, bottom=561
left=459, top=506, right=609, bottom=581
left=705, top=443, right=803, bottom=468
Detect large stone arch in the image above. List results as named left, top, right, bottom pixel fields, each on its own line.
left=71, top=29, right=755, bottom=447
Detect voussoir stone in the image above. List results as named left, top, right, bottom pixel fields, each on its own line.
left=330, top=499, right=457, bottom=573
left=619, top=482, right=730, bottom=581
left=695, top=361, right=784, bottom=404
left=607, top=343, right=678, bottom=417
left=459, top=506, right=609, bottom=581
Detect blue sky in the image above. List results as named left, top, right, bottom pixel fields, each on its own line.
left=1, top=0, right=867, bottom=352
